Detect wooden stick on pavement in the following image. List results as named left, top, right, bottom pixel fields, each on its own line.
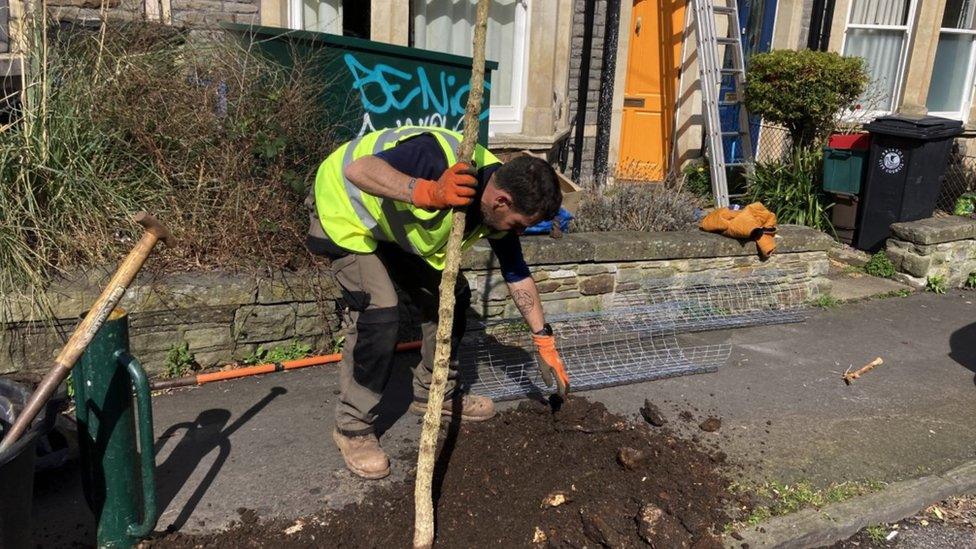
left=412, top=2, right=490, bottom=547
left=842, top=357, right=884, bottom=385
left=0, top=212, right=173, bottom=452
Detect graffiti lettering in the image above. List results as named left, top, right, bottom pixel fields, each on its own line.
left=344, top=54, right=490, bottom=136
left=357, top=112, right=468, bottom=136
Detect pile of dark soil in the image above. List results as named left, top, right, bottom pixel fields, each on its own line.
left=148, top=397, right=736, bottom=548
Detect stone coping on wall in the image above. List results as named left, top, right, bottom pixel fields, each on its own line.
left=890, top=216, right=976, bottom=245
left=461, top=225, right=833, bottom=269
left=2, top=226, right=830, bottom=324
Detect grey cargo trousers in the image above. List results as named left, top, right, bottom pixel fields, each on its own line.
left=308, top=230, right=470, bottom=436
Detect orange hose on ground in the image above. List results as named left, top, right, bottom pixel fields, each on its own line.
left=151, top=340, right=423, bottom=390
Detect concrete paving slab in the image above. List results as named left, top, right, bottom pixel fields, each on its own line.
left=30, top=290, right=976, bottom=545
left=828, top=270, right=911, bottom=302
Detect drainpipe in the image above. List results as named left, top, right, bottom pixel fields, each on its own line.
left=593, top=0, right=620, bottom=180
left=571, top=0, right=597, bottom=181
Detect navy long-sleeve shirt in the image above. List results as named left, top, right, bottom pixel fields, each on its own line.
left=374, top=133, right=531, bottom=283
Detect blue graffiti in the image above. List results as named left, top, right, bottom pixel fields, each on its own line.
left=343, top=54, right=490, bottom=123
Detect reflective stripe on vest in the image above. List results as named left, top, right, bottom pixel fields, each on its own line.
left=314, top=126, right=503, bottom=270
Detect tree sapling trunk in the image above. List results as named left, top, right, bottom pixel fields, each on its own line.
left=412, top=1, right=490, bottom=547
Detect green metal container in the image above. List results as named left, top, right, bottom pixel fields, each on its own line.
left=823, top=147, right=868, bottom=195
left=223, top=23, right=497, bottom=144
left=74, top=309, right=157, bottom=548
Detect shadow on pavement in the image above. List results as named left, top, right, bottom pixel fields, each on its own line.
left=153, top=386, right=287, bottom=532
left=949, top=322, right=976, bottom=384
left=32, top=459, right=96, bottom=547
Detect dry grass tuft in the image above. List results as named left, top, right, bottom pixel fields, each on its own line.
left=0, top=21, right=339, bottom=313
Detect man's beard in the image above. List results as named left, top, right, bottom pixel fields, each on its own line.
left=481, top=203, right=505, bottom=231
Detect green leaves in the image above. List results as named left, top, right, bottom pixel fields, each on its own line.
left=745, top=50, right=868, bottom=148
left=243, top=340, right=313, bottom=365
left=164, top=342, right=197, bottom=379
left=747, top=147, right=833, bottom=232
left=255, top=131, right=288, bottom=160
left=681, top=159, right=713, bottom=200
left=864, top=251, right=896, bottom=279
left=926, top=275, right=948, bottom=294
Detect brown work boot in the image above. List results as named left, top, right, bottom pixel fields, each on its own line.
left=409, top=393, right=496, bottom=422
left=331, top=429, right=391, bottom=480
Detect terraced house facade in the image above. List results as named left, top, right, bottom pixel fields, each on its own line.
left=3, top=0, right=976, bottom=179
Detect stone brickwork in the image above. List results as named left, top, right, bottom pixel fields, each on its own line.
left=47, top=0, right=144, bottom=25
left=886, top=216, right=976, bottom=288
left=1, top=226, right=832, bottom=378
left=462, top=225, right=833, bottom=319
left=170, top=0, right=259, bottom=27
left=567, top=0, right=608, bottom=178
left=46, top=0, right=258, bottom=27
left=1, top=271, right=340, bottom=377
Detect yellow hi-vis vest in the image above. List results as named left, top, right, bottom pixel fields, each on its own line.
left=314, top=126, right=504, bottom=270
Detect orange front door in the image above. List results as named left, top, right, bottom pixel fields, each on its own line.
left=618, top=0, right=685, bottom=181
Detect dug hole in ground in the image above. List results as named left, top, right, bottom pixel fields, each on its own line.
left=147, top=396, right=737, bottom=547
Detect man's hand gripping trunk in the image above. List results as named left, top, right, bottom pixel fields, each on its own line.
left=411, top=162, right=478, bottom=209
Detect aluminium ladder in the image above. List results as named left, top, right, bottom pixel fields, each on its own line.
left=691, top=0, right=754, bottom=208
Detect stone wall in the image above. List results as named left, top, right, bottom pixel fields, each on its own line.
left=1, top=271, right=341, bottom=377
left=46, top=0, right=258, bottom=27
left=462, top=225, right=833, bottom=319
left=886, top=216, right=976, bottom=288
left=1, top=226, right=832, bottom=378
left=169, top=0, right=258, bottom=27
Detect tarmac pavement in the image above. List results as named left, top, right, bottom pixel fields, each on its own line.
left=30, top=289, right=976, bottom=545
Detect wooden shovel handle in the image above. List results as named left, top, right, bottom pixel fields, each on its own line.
left=135, top=211, right=175, bottom=247
left=0, top=212, right=172, bottom=452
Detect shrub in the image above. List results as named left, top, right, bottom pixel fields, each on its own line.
left=0, top=22, right=337, bottom=311
left=746, top=148, right=833, bottom=231
left=864, top=251, right=895, bottom=279
left=573, top=182, right=703, bottom=232
left=967, top=272, right=976, bottom=289
left=745, top=50, right=868, bottom=148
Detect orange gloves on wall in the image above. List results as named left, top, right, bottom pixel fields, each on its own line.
left=700, top=202, right=779, bottom=258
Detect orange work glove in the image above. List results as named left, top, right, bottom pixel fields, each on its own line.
left=532, top=334, right=570, bottom=397
left=411, top=162, right=478, bottom=209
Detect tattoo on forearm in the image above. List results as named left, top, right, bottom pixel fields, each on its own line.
left=405, top=177, right=417, bottom=203
left=512, top=289, right=535, bottom=316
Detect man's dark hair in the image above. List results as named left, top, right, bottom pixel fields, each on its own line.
left=493, top=156, right=562, bottom=219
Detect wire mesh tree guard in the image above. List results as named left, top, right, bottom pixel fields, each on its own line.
left=457, top=273, right=813, bottom=401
